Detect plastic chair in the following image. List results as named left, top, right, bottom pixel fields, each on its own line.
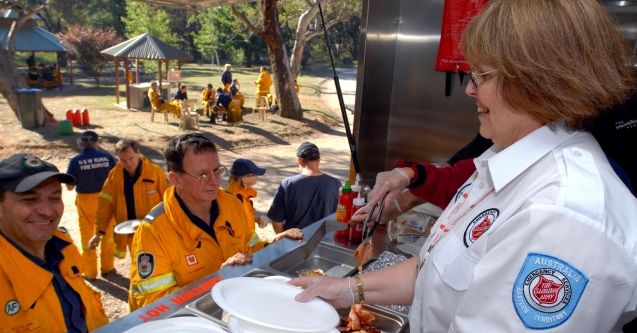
left=151, top=104, right=168, bottom=123
left=178, top=100, right=200, bottom=130
left=254, top=96, right=268, bottom=121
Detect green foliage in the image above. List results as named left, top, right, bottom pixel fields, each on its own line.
left=193, top=6, right=244, bottom=64
left=60, top=25, right=122, bottom=86
left=123, top=1, right=178, bottom=45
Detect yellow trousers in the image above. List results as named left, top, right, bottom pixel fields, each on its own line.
left=76, top=193, right=115, bottom=278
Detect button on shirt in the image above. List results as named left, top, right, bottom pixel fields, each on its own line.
left=409, top=125, right=637, bottom=332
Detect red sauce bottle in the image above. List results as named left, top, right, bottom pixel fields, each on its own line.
left=335, top=181, right=354, bottom=238
left=349, top=194, right=366, bottom=243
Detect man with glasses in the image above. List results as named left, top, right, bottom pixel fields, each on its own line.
left=88, top=139, right=169, bottom=261
left=128, top=134, right=252, bottom=311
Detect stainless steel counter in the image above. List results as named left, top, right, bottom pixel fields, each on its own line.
left=96, top=216, right=418, bottom=332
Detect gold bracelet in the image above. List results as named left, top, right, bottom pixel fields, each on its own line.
left=354, top=275, right=365, bottom=304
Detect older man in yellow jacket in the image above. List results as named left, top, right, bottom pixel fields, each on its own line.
left=129, top=134, right=253, bottom=311
left=88, top=139, right=169, bottom=259
left=0, top=153, right=108, bottom=332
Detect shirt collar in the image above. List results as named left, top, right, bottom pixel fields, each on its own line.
left=476, top=123, right=577, bottom=192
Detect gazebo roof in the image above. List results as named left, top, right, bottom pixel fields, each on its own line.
left=101, top=33, right=191, bottom=60
left=0, top=23, right=65, bottom=52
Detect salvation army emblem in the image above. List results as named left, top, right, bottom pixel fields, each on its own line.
left=454, top=183, right=471, bottom=203
left=185, top=254, right=198, bottom=266
left=5, top=299, right=19, bottom=315
left=463, top=208, right=499, bottom=246
left=137, top=252, right=155, bottom=279
left=513, top=253, right=588, bottom=329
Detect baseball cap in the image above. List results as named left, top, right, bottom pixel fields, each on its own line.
left=79, top=130, right=99, bottom=143
left=231, top=158, right=266, bottom=177
left=297, top=142, right=320, bottom=160
left=0, top=153, right=75, bottom=193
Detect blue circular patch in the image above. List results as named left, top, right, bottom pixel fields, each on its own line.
left=512, top=253, right=588, bottom=329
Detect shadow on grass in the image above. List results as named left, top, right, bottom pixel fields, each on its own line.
left=87, top=275, right=130, bottom=303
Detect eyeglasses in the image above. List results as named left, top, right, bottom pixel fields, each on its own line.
left=181, top=166, right=227, bottom=184
left=469, top=69, right=498, bottom=88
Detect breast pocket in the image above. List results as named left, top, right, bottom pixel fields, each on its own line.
left=432, top=234, right=485, bottom=291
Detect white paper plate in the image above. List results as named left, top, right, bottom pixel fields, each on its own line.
left=227, top=316, right=339, bottom=333
left=122, top=316, right=226, bottom=333
left=263, top=275, right=292, bottom=284
left=212, top=277, right=339, bottom=332
left=114, top=219, right=142, bottom=235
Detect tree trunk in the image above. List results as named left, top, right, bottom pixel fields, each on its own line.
left=260, top=0, right=301, bottom=119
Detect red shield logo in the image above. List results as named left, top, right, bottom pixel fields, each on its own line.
left=471, top=215, right=492, bottom=241
left=532, top=276, right=564, bottom=305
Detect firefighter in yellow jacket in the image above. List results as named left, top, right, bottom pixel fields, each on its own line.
left=88, top=139, right=169, bottom=259
left=129, top=134, right=253, bottom=311
left=255, top=66, right=273, bottom=106
left=0, top=153, right=108, bottom=332
left=226, top=158, right=302, bottom=251
left=148, top=81, right=180, bottom=118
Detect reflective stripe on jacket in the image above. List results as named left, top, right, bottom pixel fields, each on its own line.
left=129, top=186, right=250, bottom=311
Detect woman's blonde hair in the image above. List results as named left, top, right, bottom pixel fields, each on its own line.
left=461, top=0, right=636, bottom=129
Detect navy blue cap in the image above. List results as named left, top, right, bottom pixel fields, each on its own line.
left=296, top=142, right=320, bottom=160
left=230, top=158, right=266, bottom=177
left=0, top=153, right=75, bottom=192
left=80, top=130, right=99, bottom=143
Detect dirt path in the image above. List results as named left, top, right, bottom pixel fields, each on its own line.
left=0, top=73, right=357, bottom=321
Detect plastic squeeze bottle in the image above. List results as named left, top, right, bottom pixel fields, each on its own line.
left=349, top=192, right=366, bottom=243
left=335, top=181, right=354, bottom=238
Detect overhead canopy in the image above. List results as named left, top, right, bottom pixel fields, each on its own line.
left=101, top=32, right=192, bottom=109
left=134, top=0, right=251, bottom=9
left=101, top=32, right=191, bottom=60
left=0, top=10, right=65, bottom=52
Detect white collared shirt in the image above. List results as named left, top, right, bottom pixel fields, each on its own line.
left=409, top=124, right=637, bottom=332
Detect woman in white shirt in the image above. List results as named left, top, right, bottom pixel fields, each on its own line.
left=291, top=1, right=637, bottom=332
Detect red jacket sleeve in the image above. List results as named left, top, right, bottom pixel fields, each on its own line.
left=397, top=159, right=476, bottom=209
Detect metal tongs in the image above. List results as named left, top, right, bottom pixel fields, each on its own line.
left=361, top=192, right=389, bottom=245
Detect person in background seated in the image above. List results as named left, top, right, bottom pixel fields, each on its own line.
left=255, top=66, right=273, bottom=106
left=0, top=153, right=109, bottom=332
left=226, top=158, right=303, bottom=250
left=221, top=64, right=233, bottom=93
left=215, top=87, right=232, bottom=110
left=129, top=134, right=253, bottom=310
left=201, top=83, right=215, bottom=119
left=173, top=85, right=188, bottom=101
left=26, top=53, right=35, bottom=69
left=267, top=142, right=341, bottom=232
left=148, top=81, right=180, bottom=118
left=230, top=79, right=245, bottom=108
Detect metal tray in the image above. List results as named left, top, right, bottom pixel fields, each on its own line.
left=269, top=242, right=360, bottom=277
left=337, top=304, right=409, bottom=333
left=185, top=268, right=281, bottom=324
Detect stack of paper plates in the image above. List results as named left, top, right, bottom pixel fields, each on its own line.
left=212, top=277, right=339, bottom=333
left=122, top=316, right=226, bottom=332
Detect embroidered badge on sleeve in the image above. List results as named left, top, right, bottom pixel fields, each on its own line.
left=137, top=252, right=155, bottom=279
left=512, top=253, right=588, bottom=329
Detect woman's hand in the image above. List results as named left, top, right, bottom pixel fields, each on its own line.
left=273, top=228, right=303, bottom=242
left=351, top=168, right=413, bottom=223
left=290, top=276, right=354, bottom=309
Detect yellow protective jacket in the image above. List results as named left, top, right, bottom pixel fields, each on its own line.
left=225, top=181, right=265, bottom=250
left=96, top=157, right=168, bottom=234
left=0, top=230, right=108, bottom=332
left=255, top=70, right=272, bottom=95
left=129, top=186, right=250, bottom=310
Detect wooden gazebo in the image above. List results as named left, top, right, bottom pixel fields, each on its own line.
left=100, top=33, right=191, bottom=109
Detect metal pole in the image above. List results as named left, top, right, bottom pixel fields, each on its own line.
left=317, top=1, right=360, bottom=173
